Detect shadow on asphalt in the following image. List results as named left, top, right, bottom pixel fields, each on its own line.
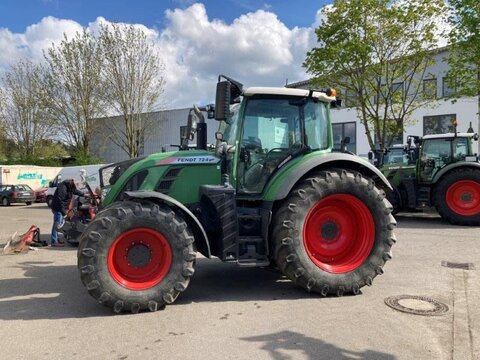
left=395, top=214, right=475, bottom=229
left=0, top=261, right=110, bottom=320
left=241, top=330, right=396, bottom=360
left=177, top=258, right=332, bottom=304
left=0, top=258, right=338, bottom=320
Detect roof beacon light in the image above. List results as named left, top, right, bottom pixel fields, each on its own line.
left=326, top=88, right=337, bottom=97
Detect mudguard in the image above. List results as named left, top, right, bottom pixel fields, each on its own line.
left=124, top=190, right=211, bottom=258
left=264, top=152, right=393, bottom=201
left=432, top=162, right=480, bottom=184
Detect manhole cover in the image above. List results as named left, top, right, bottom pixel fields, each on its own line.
left=384, top=295, right=449, bottom=316
left=441, top=261, right=475, bottom=270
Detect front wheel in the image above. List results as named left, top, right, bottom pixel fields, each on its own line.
left=77, top=200, right=196, bottom=313
left=272, top=170, right=396, bottom=296
left=2, top=197, right=10, bottom=206
left=433, top=168, right=480, bottom=226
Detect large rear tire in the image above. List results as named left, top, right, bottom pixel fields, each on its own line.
left=77, top=200, right=196, bottom=313
left=433, top=168, right=480, bottom=226
left=272, top=170, right=396, bottom=296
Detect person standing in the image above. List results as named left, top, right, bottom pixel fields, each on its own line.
left=50, top=179, right=84, bottom=247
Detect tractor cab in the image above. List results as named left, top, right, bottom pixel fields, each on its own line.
left=418, top=133, right=479, bottom=183
left=214, top=78, right=336, bottom=195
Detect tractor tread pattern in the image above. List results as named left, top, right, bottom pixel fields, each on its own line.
left=77, top=200, right=196, bottom=313
left=271, top=169, right=396, bottom=296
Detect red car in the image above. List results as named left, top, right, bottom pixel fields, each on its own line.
left=34, top=187, right=48, bottom=203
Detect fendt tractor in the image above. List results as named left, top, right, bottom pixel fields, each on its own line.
left=379, top=129, right=480, bottom=225
left=77, top=76, right=396, bottom=313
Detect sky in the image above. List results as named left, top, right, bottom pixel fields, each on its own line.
left=0, top=0, right=331, bottom=108
left=0, top=0, right=448, bottom=110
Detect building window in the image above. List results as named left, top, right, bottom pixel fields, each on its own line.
left=374, top=120, right=403, bottom=147
left=423, top=78, right=437, bottom=99
left=344, top=89, right=358, bottom=108
left=423, top=114, right=456, bottom=135
left=391, top=82, right=404, bottom=102
left=442, top=77, right=456, bottom=97
left=332, top=122, right=356, bottom=153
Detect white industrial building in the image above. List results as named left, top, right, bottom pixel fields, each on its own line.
left=90, top=107, right=218, bottom=163
left=288, top=47, right=479, bottom=156
left=91, top=47, right=478, bottom=163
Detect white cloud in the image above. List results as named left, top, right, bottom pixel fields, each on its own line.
left=0, top=2, right=450, bottom=110
left=0, top=3, right=318, bottom=109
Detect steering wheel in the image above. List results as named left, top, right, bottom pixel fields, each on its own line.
left=263, top=148, right=289, bottom=163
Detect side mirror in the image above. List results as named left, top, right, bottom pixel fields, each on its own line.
left=474, top=133, right=479, bottom=141
left=48, top=181, right=54, bottom=188
left=343, top=136, right=350, bottom=145
left=215, top=81, right=231, bottom=121
left=368, top=151, right=373, bottom=160
left=215, top=132, right=223, bottom=141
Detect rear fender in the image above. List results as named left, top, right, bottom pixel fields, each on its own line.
left=264, top=153, right=392, bottom=201
left=432, top=162, right=480, bottom=184
left=124, top=191, right=211, bottom=258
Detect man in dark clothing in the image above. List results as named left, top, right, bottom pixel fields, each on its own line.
left=51, top=179, right=84, bottom=247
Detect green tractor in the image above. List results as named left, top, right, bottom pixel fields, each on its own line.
left=77, top=76, right=396, bottom=313
left=379, top=131, right=480, bottom=225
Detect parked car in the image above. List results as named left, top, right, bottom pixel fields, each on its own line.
left=0, top=184, right=36, bottom=206
left=34, top=187, right=48, bottom=203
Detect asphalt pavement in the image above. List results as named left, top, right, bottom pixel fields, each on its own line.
left=0, top=203, right=478, bottom=360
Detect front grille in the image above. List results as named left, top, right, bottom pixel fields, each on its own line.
left=157, top=180, right=174, bottom=191
left=165, top=168, right=182, bottom=178
left=155, top=167, right=182, bottom=194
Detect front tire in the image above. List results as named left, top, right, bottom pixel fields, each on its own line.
left=46, top=196, right=53, bottom=208
left=77, top=200, right=196, bottom=313
left=272, top=170, right=396, bottom=296
left=2, top=197, right=10, bottom=206
left=433, top=168, right=480, bottom=226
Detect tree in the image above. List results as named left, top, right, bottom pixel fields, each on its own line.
left=99, top=23, right=165, bottom=158
left=446, top=0, right=480, bottom=130
left=304, top=0, right=447, bottom=152
left=0, top=60, right=54, bottom=158
left=43, top=30, right=105, bottom=156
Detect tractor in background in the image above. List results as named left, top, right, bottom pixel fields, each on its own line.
left=77, top=75, right=396, bottom=313
left=379, top=131, right=480, bottom=225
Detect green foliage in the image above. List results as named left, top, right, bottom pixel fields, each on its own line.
left=447, top=0, right=480, bottom=98
left=70, top=149, right=103, bottom=165
left=304, top=0, right=447, bottom=151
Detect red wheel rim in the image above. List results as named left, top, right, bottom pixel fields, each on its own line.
left=107, top=227, right=172, bottom=290
left=446, top=180, right=480, bottom=216
left=303, top=194, right=375, bottom=274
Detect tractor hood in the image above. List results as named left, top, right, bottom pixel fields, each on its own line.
left=100, top=150, right=222, bottom=206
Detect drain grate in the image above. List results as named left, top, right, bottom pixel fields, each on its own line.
left=441, top=261, right=475, bottom=270
left=384, top=295, right=449, bottom=316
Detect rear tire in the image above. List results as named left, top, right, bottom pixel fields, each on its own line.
left=272, top=170, right=396, bottom=296
left=433, top=168, right=480, bottom=226
left=386, top=186, right=402, bottom=215
left=77, top=200, right=196, bottom=313
left=2, top=197, right=10, bottom=206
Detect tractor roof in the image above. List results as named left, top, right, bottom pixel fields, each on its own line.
left=244, top=87, right=336, bottom=103
left=422, top=133, right=477, bottom=140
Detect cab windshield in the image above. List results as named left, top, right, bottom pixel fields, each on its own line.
left=239, top=96, right=329, bottom=193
